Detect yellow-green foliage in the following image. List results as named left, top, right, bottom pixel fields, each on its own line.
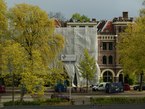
left=118, top=16, right=145, bottom=75
left=1, top=40, right=26, bottom=74
left=0, top=0, right=7, bottom=37
left=71, top=13, right=90, bottom=22
left=47, top=59, right=66, bottom=86
left=21, top=72, right=45, bottom=96
left=1, top=40, right=26, bottom=86
left=78, top=49, right=97, bottom=86
left=1, top=3, right=65, bottom=96
left=8, top=3, right=64, bottom=63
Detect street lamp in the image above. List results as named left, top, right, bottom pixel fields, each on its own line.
left=68, top=59, right=72, bottom=101
left=61, top=54, right=72, bottom=101
left=69, top=76, right=72, bottom=101
left=61, top=54, right=77, bottom=101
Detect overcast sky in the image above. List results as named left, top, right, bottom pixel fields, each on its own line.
left=5, top=0, right=143, bottom=20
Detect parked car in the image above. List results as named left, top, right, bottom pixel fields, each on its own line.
left=0, top=85, right=6, bottom=93
left=133, top=85, right=145, bottom=91
left=105, top=82, right=124, bottom=93
left=92, top=84, right=99, bottom=91
left=54, top=83, right=67, bottom=92
left=51, top=94, right=70, bottom=101
left=97, top=82, right=110, bottom=91
left=123, top=84, right=130, bottom=91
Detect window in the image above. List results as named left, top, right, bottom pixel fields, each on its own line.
left=79, top=26, right=85, bottom=27
left=118, top=26, right=122, bottom=33
left=108, top=55, right=113, bottom=64
left=99, top=84, right=103, bottom=87
left=103, top=71, right=113, bottom=82
left=103, top=56, right=107, bottom=64
left=103, top=42, right=107, bottom=50
left=102, top=42, right=113, bottom=50
left=71, top=26, right=76, bottom=27
left=109, top=42, right=113, bottom=50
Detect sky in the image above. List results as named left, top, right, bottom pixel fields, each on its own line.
left=5, top=0, right=143, bottom=20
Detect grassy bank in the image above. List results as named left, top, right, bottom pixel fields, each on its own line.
left=3, top=98, right=70, bottom=106
left=90, top=97, right=145, bottom=105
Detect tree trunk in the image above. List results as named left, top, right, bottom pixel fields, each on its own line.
left=87, top=78, right=88, bottom=93
left=86, top=74, right=89, bottom=93
left=20, top=84, right=27, bottom=103
left=139, top=72, right=144, bottom=91
left=20, top=92, right=24, bottom=103
left=12, top=74, right=15, bottom=105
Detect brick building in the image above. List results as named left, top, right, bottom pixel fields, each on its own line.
left=98, top=12, right=134, bottom=83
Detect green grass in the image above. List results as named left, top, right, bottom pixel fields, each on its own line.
left=90, top=97, right=145, bottom=105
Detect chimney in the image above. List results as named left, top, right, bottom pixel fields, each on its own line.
left=123, top=12, right=128, bottom=19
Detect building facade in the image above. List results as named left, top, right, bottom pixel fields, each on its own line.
left=55, top=12, right=134, bottom=85
left=98, top=12, right=134, bottom=83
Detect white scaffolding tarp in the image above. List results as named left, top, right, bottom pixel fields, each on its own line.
left=55, top=27, right=100, bottom=87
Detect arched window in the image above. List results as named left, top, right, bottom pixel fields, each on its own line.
left=108, top=55, right=113, bottom=64
left=103, top=71, right=113, bottom=82
left=103, top=56, right=107, bottom=64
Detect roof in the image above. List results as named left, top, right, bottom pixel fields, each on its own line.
left=53, top=18, right=61, bottom=28
left=101, top=20, right=114, bottom=33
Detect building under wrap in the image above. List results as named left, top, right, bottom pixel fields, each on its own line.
left=55, top=27, right=100, bottom=87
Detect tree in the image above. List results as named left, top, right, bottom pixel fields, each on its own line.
left=0, top=0, right=7, bottom=83
left=78, top=49, right=97, bottom=92
left=49, top=11, right=66, bottom=21
left=1, top=40, right=53, bottom=101
left=70, top=13, right=90, bottom=22
left=0, top=0, right=7, bottom=38
left=1, top=40, right=27, bottom=103
left=8, top=3, right=64, bottom=72
left=2, top=3, right=64, bottom=100
left=9, top=4, right=52, bottom=62
left=0, top=0, right=8, bottom=81
left=117, top=16, right=145, bottom=90
left=140, top=9, right=145, bottom=17
left=140, top=1, right=145, bottom=17
left=47, top=59, right=66, bottom=86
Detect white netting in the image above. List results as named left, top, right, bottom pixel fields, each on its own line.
left=55, top=27, right=100, bottom=87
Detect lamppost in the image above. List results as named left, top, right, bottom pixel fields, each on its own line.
left=68, top=58, right=72, bottom=101
left=61, top=54, right=76, bottom=101
left=61, top=54, right=72, bottom=100
left=69, top=75, right=72, bottom=101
